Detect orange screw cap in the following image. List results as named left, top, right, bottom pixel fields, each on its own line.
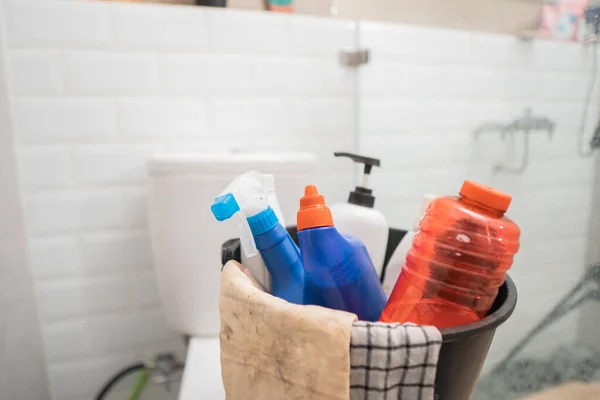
left=297, top=185, right=334, bottom=231
left=459, top=180, right=512, bottom=213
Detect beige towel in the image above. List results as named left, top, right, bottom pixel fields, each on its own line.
left=219, top=261, right=358, bottom=400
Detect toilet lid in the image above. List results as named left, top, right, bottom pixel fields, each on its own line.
left=147, top=152, right=318, bottom=176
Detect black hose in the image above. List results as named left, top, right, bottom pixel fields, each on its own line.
left=94, top=363, right=146, bottom=400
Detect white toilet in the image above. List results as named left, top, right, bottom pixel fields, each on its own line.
left=146, top=152, right=317, bottom=399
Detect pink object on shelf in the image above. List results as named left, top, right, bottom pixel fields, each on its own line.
left=540, top=0, right=589, bottom=41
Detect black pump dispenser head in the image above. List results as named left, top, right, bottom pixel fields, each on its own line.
left=334, top=152, right=381, bottom=208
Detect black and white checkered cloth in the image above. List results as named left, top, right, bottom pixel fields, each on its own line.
left=350, top=321, right=442, bottom=400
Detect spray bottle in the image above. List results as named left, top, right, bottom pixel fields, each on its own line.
left=240, top=174, right=286, bottom=293
left=211, top=171, right=304, bottom=304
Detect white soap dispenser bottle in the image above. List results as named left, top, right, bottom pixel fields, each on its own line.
left=330, top=152, right=389, bottom=278
left=382, top=195, right=435, bottom=299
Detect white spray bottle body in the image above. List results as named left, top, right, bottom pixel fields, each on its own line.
left=241, top=185, right=284, bottom=293
left=211, top=171, right=283, bottom=294
left=382, top=195, right=435, bottom=299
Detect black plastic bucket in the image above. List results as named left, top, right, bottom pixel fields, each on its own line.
left=436, top=274, right=516, bottom=399
left=221, top=227, right=517, bottom=400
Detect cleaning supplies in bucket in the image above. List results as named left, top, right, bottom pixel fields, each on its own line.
left=298, top=185, right=386, bottom=322
left=211, top=171, right=304, bottom=304
left=330, top=152, right=389, bottom=278
left=381, top=180, right=521, bottom=329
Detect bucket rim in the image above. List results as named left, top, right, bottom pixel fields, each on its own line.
left=439, top=274, right=517, bottom=342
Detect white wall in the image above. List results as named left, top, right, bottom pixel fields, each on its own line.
left=1, top=0, right=598, bottom=398
left=358, top=21, right=598, bottom=367
left=0, top=5, right=51, bottom=399
left=2, top=1, right=356, bottom=398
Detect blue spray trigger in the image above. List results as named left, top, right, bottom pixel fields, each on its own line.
left=211, top=193, right=240, bottom=221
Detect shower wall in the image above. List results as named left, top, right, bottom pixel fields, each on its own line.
left=357, top=21, right=598, bottom=368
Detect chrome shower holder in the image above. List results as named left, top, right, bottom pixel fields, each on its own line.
left=474, top=109, right=556, bottom=174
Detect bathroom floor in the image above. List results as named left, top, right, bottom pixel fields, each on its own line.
left=473, top=345, right=600, bottom=400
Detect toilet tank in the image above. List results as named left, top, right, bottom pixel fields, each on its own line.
left=147, top=153, right=317, bottom=336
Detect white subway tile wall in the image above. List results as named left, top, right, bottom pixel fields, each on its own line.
left=2, top=0, right=598, bottom=398
left=3, top=1, right=357, bottom=398
left=8, top=50, right=63, bottom=96
left=4, top=0, right=111, bottom=49
left=358, top=21, right=598, bottom=373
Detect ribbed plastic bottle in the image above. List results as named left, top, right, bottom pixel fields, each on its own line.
left=298, top=185, right=386, bottom=322
left=380, top=180, right=521, bottom=329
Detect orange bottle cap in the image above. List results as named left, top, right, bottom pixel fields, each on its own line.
left=297, top=185, right=334, bottom=231
left=459, top=180, right=512, bottom=213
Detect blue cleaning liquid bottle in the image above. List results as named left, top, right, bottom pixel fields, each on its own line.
left=297, top=185, right=386, bottom=321
left=211, top=171, right=304, bottom=304
left=246, top=207, right=303, bottom=304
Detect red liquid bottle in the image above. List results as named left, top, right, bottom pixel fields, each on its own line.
left=380, top=181, right=521, bottom=329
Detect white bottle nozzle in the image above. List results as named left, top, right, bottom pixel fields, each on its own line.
left=231, top=212, right=258, bottom=257
left=211, top=171, right=273, bottom=257
left=412, top=194, right=437, bottom=231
